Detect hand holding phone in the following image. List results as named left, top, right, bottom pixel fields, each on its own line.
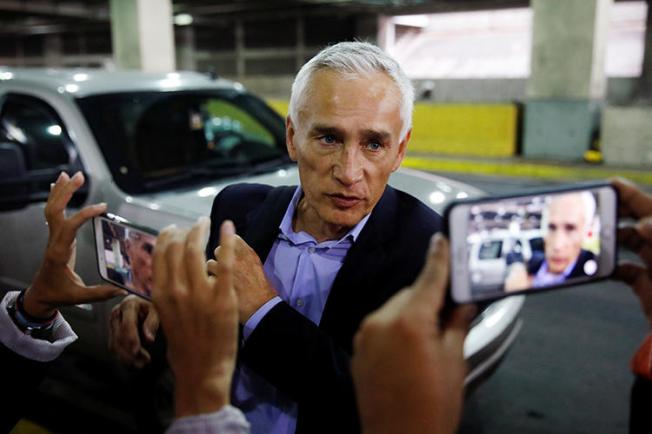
left=445, top=183, right=618, bottom=303
left=94, top=214, right=158, bottom=299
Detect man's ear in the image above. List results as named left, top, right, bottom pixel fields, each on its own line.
left=286, top=116, right=298, bottom=161
left=391, top=128, right=411, bottom=172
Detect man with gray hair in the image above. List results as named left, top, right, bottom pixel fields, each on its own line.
left=505, top=191, right=598, bottom=291
left=110, top=41, right=442, bottom=434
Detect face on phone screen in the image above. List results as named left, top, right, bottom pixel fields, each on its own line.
left=96, top=217, right=157, bottom=298
left=448, top=186, right=617, bottom=303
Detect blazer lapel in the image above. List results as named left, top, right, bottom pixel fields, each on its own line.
left=244, top=186, right=296, bottom=261
left=319, top=187, right=397, bottom=341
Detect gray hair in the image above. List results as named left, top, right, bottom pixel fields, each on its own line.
left=542, top=191, right=597, bottom=234
left=289, top=41, right=414, bottom=141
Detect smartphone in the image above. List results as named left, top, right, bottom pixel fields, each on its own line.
left=93, top=213, right=158, bottom=300
left=445, top=182, right=618, bottom=303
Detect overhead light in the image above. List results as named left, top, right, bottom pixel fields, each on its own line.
left=0, top=71, right=13, bottom=80
left=65, top=83, right=79, bottom=93
left=174, top=13, right=193, bottom=26
left=73, top=73, right=88, bottom=82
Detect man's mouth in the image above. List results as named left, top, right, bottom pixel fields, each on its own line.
left=327, top=193, right=363, bottom=209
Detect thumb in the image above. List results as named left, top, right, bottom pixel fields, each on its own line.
left=444, top=304, right=477, bottom=351
left=413, top=233, right=449, bottom=309
left=80, top=284, right=127, bottom=303
left=143, top=308, right=160, bottom=342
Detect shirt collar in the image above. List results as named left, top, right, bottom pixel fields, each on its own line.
left=278, top=186, right=371, bottom=245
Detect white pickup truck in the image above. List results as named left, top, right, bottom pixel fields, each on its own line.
left=0, top=68, right=523, bottom=429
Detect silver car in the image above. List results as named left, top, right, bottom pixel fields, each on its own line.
left=0, top=68, right=523, bottom=425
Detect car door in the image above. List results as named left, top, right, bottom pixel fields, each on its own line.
left=0, top=92, right=87, bottom=293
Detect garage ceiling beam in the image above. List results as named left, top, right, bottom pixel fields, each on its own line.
left=0, top=0, right=109, bottom=20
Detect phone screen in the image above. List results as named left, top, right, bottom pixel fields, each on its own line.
left=447, top=184, right=617, bottom=303
left=94, top=214, right=157, bottom=299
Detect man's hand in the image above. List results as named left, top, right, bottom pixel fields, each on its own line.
left=352, top=234, right=476, bottom=434
left=152, top=218, right=238, bottom=418
left=108, top=295, right=159, bottom=369
left=210, top=235, right=277, bottom=323
left=22, top=171, right=125, bottom=319
left=612, top=178, right=652, bottom=326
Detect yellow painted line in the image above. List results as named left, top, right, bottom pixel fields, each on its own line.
left=402, top=156, right=652, bottom=185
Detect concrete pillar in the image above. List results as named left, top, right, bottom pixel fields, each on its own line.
left=601, top=2, right=652, bottom=167
left=523, top=0, right=611, bottom=160
left=637, top=1, right=652, bottom=101
left=176, top=25, right=197, bottom=71
left=109, top=0, right=175, bottom=72
left=44, top=34, right=63, bottom=67
left=377, top=16, right=395, bottom=53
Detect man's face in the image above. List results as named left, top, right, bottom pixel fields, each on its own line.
left=544, top=194, right=586, bottom=274
left=126, top=235, right=154, bottom=295
left=287, top=69, right=409, bottom=232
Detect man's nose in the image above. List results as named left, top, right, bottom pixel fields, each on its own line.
left=333, top=146, right=363, bottom=186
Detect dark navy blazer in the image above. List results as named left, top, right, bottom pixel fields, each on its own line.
left=206, top=183, right=442, bottom=434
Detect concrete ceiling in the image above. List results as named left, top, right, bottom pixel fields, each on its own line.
left=0, top=0, right=532, bottom=35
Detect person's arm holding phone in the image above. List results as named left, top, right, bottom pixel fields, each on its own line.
left=352, top=234, right=476, bottom=434
left=1, top=171, right=125, bottom=432
left=610, top=178, right=652, bottom=434
left=152, top=219, right=249, bottom=434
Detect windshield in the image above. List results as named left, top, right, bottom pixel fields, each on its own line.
left=77, top=89, right=288, bottom=194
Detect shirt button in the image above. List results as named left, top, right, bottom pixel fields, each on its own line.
left=308, top=247, right=315, bottom=254
left=296, top=298, right=304, bottom=307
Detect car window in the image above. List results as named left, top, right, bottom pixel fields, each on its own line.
left=0, top=94, right=73, bottom=170
left=478, top=240, right=503, bottom=260
left=77, top=90, right=287, bottom=194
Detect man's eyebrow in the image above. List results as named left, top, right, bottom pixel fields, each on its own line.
left=309, top=125, right=344, bottom=136
left=360, top=129, right=392, bottom=141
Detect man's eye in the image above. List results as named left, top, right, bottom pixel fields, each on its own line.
left=320, top=135, right=337, bottom=145
left=366, top=142, right=382, bottom=151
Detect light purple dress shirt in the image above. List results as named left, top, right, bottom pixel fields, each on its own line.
left=234, top=186, right=370, bottom=434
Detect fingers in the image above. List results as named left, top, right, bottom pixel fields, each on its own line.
left=184, top=217, right=211, bottom=294
left=110, top=298, right=145, bottom=363
left=215, top=221, right=236, bottom=296
left=637, top=217, right=652, bottom=244
left=413, top=233, right=450, bottom=310
left=612, top=178, right=652, bottom=219
left=45, top=172, right=84, bottom=225
left=75, top=284, right=126, bottom=303
left=206, top=259, right=219, bottom=276
left=166, top=229, right=189, bottom=296
left=152, top=225, right=175, bottom=299
left=443, top=305, right=476, bottom=351
left=142, top=306, right=160, bottom=342
left=57, top=202, right=108, bottom=248
left=616, top=262, right=650, bottom=288
left=219, top=221, right=236, bottom=268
